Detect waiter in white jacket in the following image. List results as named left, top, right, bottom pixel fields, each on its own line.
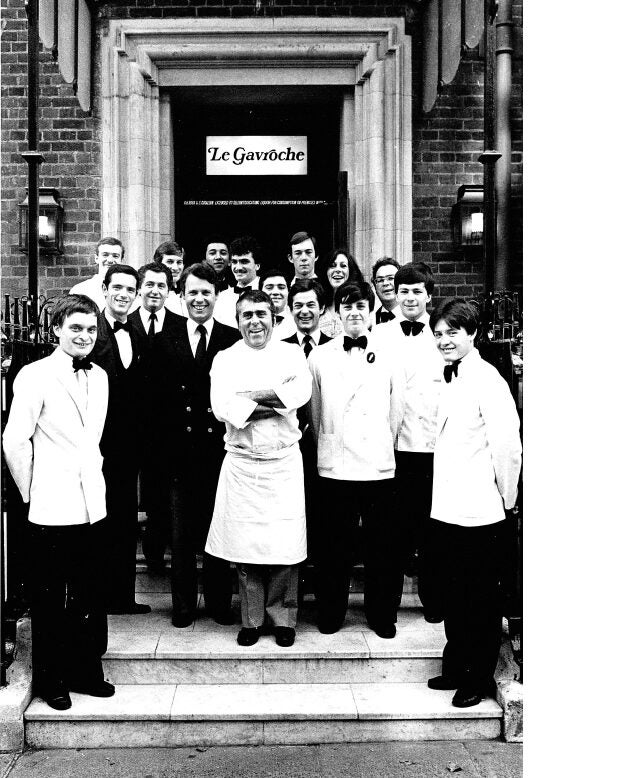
left=2, top=295, right=115, bottom=711
left=205, top=289, right=311, bottom=649
left=426, top=298, right=522, bottom=709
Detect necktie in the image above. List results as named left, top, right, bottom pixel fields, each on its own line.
left=72, top=356, right=93, bottom=372
left=443, top=360, right=461, bottom=383
left=302, top=334, right=313, bottom=358
left=400, top=320, right=425, bottom=337
left=275, top=315, right=284, bottom=325
left=343, top=335, right=368, bottom=352
left=234, top=285, right=248, bottom=295
left=113, top=320, right=130, bottom=333
left=148, top=312, right=157, bottom=339
left=195, top=324, right=207, bottom=369
left=376, top=309, right=395, bottom=324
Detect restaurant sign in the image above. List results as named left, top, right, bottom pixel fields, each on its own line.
left=206, top=136, right=307, bottom=176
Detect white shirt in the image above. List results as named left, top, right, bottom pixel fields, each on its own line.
left=376, top=313, right=442, bottom=453
left=294, top=328, right=322, bottom=348
left=165, top=291, right=188, bottom=317
left=104, top=310, right=132, bottom=368
left=273, top=308, right=297, bottom=340
left=70, top=275, right=106, bottom=311
left=186, top=316, right=214, bottom=358
left=213, top=277, right=260, bottom=329
left=138, top=305, right=167, bottom=334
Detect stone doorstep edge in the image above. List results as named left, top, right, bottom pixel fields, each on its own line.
left=0, top=618, right=32, bottom=753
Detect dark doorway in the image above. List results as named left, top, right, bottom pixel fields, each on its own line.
left=171, top=86, right=343, bottom=271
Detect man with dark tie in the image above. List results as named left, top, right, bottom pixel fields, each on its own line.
left=90, top=264, right=149, bottom=615
left=371, top=257, right=400, bottom=325
left=129, top=262, right=184, bottom=572
left=308, top=281, right=405, bottom=639
left=213, top=236, right=262, bottom=328
left=148, top=262, right=241, bottom=628
left=426, top=299, right=521, bottom=708
left=281, top=279, right=332, bottom=354
left=375, top=264, right=443, bottom=605
left=259, top=268, right=296, bottom=340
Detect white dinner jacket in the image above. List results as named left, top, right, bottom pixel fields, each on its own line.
left=431, top=348, right=522, bottom=527
left=2, top=347, right=109, bottom=525
left=307, top=332, right=405, bottom=481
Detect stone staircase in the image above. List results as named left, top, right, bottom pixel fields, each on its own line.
left=22, top=560, right=504, bottom=748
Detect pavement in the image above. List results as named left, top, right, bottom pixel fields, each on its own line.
left=0, top=742, right=521, bottom=778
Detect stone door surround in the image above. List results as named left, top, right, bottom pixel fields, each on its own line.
left=101, top=17, right=412, bottom=277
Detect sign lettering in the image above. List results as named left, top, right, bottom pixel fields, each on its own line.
left=206, top=136, right=307, bottom=176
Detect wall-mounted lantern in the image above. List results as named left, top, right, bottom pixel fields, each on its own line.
left=18, top=188, right=64, bottom=255
left=451, top=184, right=484, bottom=250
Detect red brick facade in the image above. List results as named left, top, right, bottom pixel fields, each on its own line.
left=1, top=0, right=523, bottom=303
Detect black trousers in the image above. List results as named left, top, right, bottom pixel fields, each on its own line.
left=393, top=450, right=434, bottom=598
left=169, top=459, right=232, bottom=620
left=102, top=456, right=140, bottom=608
left=30, top=521, right=108, bottom=695
left=429, top=518, right=509, bottom=691
left=140, top=462, right=170, bottom=568
left=314, top=477, right=403, bottom=628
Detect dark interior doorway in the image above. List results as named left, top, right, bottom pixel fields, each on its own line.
left=171, top=86, right=343, bottom=271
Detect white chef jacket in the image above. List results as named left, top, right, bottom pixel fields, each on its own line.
left=164, top=291, right=188, bottom=317
left=212, top=278, right=260, bottom=329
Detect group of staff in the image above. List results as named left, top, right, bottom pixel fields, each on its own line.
left=2, top=229, right=521, bottom=713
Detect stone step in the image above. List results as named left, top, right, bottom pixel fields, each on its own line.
left=24, top=682, right=502, bottom=748
left=104, top=592, right=444, bottom=685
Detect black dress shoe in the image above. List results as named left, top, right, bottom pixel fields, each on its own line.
left=427, top=675, right=460, bottom=691
left=367, top=621, right=396, bottom=639
left=207, top=609, right=235, bottom=626
left=451, top=688, right=484, bottom=708
left=318, top=620, right=342, bottom=635
left=43, top=689, right=72, bottom=711
left=274, top=627, right=296, bottom=647
left=424, top=614, right=444, bottom=623
left=237, top=627, right=261, bottom=646
left=172, top=612, right=194, bottom=628
left=107, top=602, right=151, bottom=615
left=69, top=680, right=115, bottom=698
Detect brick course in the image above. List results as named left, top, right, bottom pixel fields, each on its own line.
left=1, top=0, right=522, bottom=305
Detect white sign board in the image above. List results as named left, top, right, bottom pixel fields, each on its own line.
left=206, top=136, right=307, bottom=176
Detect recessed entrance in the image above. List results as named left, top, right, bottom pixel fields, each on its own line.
left=171, top=86, right=342, bottom=266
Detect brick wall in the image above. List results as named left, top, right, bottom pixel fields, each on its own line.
left=1, top=0, right=523, bottom=304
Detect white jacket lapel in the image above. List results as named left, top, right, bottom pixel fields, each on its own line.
left=56, top=362, right=87, bottom=426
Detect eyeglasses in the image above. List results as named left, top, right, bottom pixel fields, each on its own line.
left=374, top=275, right=396, bottom=285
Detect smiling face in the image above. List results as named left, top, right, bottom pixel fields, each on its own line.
left=289, top=238, right=317, bottom=279
left=373, top=264, right=398, bottom=306
left=231, top=252, right=260, bottom=287
left=102, top=272, right=137, bottom=321
left=54, top=312, right=98, bottom=359
left=397, top=282, right=430, bottom=322
left=205, top=242, right=230, bottom=274
left=183, top=273, right=216, bottom=324
left=339, top=298, right=371, bottom=338
left=237, top=298, right=274, bottom=350
left=327, top=254, right=350, bottom=290
left=291, top=290, right=323, bottom=334
left=94, top=244, right=123, bottom=277
left=161, top=254, right=184, bottom=285
left=433, top=318, right=476, bottom=362
left=139, top=269, right=169, bottom=313
left=261, top=275, right=289, bottom=315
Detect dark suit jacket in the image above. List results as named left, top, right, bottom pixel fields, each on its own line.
left=147, top=317, right=241, bottom=476
left=128, top=306, right=184, bottom=346
left=91, top=311, right=145, bottom=461
left=282, top=331, right=332, bottom=352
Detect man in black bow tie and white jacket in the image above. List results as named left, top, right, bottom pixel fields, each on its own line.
left=307, top=280, right=405, bottom=640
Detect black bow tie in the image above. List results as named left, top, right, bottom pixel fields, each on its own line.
left=275, top=315, right=284, bottom=325
left=234, top=285, right=249, bottom=295
left=343, top=335, right=368, bottom=352
left=443, top=360, right=461, bottom=383
left=400, top=320, right=425, bottom=337
left=376, top=309, right=395, bottom=324
left=112, top=320, right=130, bottom=333
left=72, top=357, right=93, bottom=372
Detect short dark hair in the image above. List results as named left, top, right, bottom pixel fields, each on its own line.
left=178, top=262, right=217, bottom=294
left=371, top=256, right=400, bottom=280
left=429, top=298, right=480, bottom=336
left=205, top=235, right=229, bottom=250
left=259, top=267, right=289, bottom=290
left=95, top=236, right=125, bottom=259
left=153, top=240, right=184, bottom=262
left=51, top=294, right=100, bottom=328
left=235, top=289, right=275, bottom=320
left=138, top=262, right=174, bottom=291
left=288, top=278, right=327, bottom=310
left=394, top=263, right=435, bottom=295
left=289, top=230, right=317, bottom=255
left=103, top=263, right=140, bottom=291
left=230, top=236, right=263, bottom=267
left=335, top=281, right=375, bottom=312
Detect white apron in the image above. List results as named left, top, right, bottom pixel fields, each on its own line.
left=205, top=445, right=306, bottom=565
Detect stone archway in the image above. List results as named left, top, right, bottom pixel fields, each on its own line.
left=101, top=17, right=412, bottom=276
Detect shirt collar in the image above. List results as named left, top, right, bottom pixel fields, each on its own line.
left=139, top=306, right=166, bottom=325
left=398, top=311, right=430, bottom=325
left=104, top=310, right=127, bottom=329
left=187, top=316, right=214, bottom=337
left=297, top=327, right=320, bottom=346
